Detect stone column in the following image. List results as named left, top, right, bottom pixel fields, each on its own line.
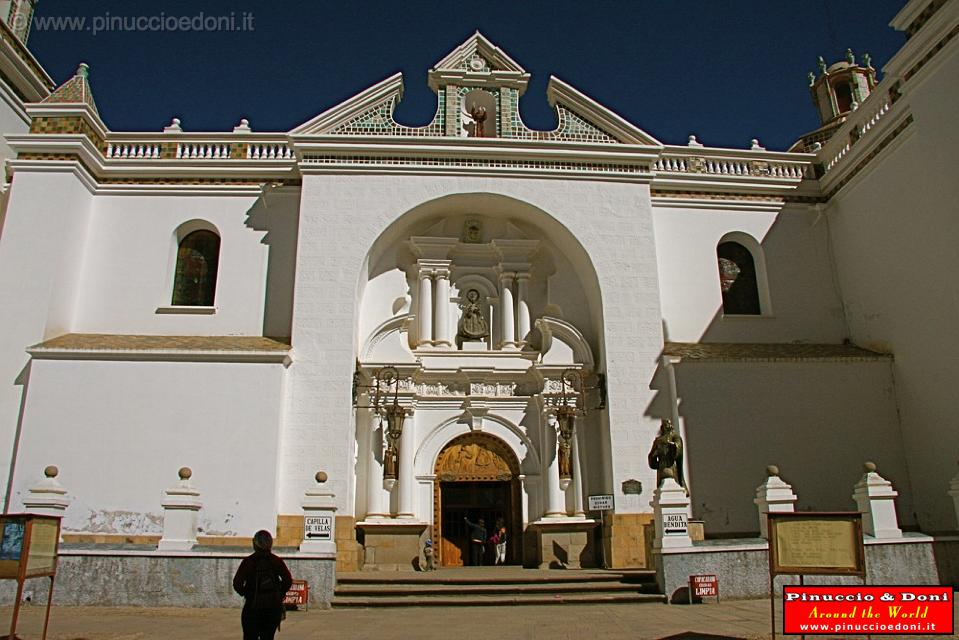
left=416, top=266, right=433, bottom=348
left=571, top=428, right=586, bottom=517
left=157, top=467, right=202, bottom=551
left=498, top=271, right=515, bottom=349
left=300, top=471, right=337, bottom=555
left=22, top=465, right=71, bottom=541
left=753, top=465, right=798, bottom=538
left=397, top=410, right=415, bottom=518
left=365, top=413, right=387, bottom=519
left=651, top=471, right=692, bottom=549
left=515, top=272, right=531, bottom=346
left=433, top=268, right=452, bottom=349
left=544, top=414, right=567, bottom=517
left=852, top=461, right=902, bottom=539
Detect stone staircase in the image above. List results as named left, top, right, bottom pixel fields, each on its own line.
left=332, top=567, right=665, bottom=607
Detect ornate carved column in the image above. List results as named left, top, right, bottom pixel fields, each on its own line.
left=365, top=412, right=387, bottom=519
left=544, top=413, right=567, bottom=517
left=416, top=264, right=433, bottom=348
left=397, top=409, right=415, bottom=518
left=515, top=272, right=531, bottom=346
left=498, top=271, right=515, bottom=349
left=433, top=268, right=452, bottom=349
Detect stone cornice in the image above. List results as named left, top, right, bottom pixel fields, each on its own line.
left=0, top=18, right=54, bottom=102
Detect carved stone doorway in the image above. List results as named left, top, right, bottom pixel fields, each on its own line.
left=433, top=432, right=522, bottom=567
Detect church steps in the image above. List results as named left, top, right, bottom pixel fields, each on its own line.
left=332, top=569, right=664, bottom=608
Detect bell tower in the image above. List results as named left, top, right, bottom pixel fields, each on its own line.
left=790, top=48, right=878, bottom=152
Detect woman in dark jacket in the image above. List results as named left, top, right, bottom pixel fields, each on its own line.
left=232, top=530, right=293, bottom=640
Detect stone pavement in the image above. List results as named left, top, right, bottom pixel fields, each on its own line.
left=2, top=599, right=957, bottom=640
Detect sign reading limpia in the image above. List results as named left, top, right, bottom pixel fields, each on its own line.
left=783, top=586, right=954, bottom=635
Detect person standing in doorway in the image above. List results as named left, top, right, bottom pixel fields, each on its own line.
left=493, top=519, right=507, bottom=565
left=232, top=530, right=293, bottom=640
left=463, top=516, right=486, bottom=566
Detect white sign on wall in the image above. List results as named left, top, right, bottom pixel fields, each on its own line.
left=664, top=513, right=688, bottom=535
left=588, top=494, right=615, bottom=511
left=304, top=515, right=333, bottom=541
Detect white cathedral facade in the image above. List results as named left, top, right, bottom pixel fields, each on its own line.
left=0, top=0, right=958, bottom=601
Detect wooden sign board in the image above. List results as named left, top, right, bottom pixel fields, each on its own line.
left=0, top=514, right=61, bottom=580
left=768, top=512, right=865, bottom=576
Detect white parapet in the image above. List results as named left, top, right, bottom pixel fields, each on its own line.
left=157, top=467, right=202, bottom=551
left=300, top=471, right=337, bottom=555
left=753, top=465, right=798, bottom=539
left=948, top=461, right=959, bottom=530
left=852, top=461, right=902, bottom=539
left=651, top=472, right=693, bottom=549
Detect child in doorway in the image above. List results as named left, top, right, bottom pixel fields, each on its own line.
left=423, top=538, right=435, bottom=571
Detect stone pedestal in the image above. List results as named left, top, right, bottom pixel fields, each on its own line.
left=355, top=521, right=428, bottom=571
left=157, top=467, right=202, bottom=551
left=22, top=465, right=70, bottom=542
left=753, top=465, right=798, bottom=538
left=852, top=462, right=902, bottom=539
left=527, top=518, right=597, bottom=569
left=652, top=476, right=693, bottom=549
left=300, top=471, right=337, bottom=555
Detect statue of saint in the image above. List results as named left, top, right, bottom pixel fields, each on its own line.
left=456, top=289, right=489, bottom=349
left=647, top=418, right=685, bottom=490
left=468, top=105, right=487, bottom=137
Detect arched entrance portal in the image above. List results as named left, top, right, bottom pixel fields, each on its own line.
left=433, top=432, right=522, bottom=566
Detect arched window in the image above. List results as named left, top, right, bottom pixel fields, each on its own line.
left=717, top=241, right=761, bottom=315
left=172, top=230, right=220, bottom=306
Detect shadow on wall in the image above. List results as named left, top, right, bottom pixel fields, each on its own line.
left=643, top=212, right=913, bottom=536
left=244, top=185, right=300, bottom=341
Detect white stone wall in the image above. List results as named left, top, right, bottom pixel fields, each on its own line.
left=676, top=359, right=910, bottom=535
left=11, top=358, right=286, bottom=536
left=652, top=202, right=847, bottom=343
left=72, top=187, right=299, bottom=338
left=0, top=169, right=93, bottom=508
left=0, top=78, right=29, bottom=166
left=824, top=41, right=959, bottom=531
left=284, top=175, right=664, bottom=517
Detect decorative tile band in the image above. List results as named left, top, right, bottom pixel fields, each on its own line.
left=301, top=154, right=647, bottom=174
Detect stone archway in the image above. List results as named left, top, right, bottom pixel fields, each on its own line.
left=433, top=432, right=522, bottom=566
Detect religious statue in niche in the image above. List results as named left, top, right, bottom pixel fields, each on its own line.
left=456, top=289, right=489, bottom=349
left=468, top=104, right=488, bottom=137
left=647, top=418, right=685, bottom=490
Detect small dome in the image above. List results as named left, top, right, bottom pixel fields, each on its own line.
left=827, top=61, right=852, bottom=73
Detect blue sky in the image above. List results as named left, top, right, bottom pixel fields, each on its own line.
left=27, top=1, right=906, bottom=150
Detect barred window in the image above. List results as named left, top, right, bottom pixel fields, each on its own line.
left=172, top=230, right=220, bottom=306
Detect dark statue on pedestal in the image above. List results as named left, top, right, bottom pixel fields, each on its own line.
left=647, top=418, right=685, bottom=490
left=456, top=289, right=489, bottom=349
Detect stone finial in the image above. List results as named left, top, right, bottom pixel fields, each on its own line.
left=863, top=53, right=872, bottom=68
left=750, top=138, right=765, bottom=151
left=163, top=117, right=182, bottom=133
left=846, top=48, right=856, bottom=65
left=315, top=471, right=328, bottom=484
left=687, top=134, right=703, bottom=147
left=76, top=63, right=89, bottom=78
left=158, top=466, right=202, bottom=551
left=864, top=461, right=877, bottom=473
left=807, top=71, right=815, bottom=86
left=233, top=118, right=252, bottom=133
left=755, top=464, right=798, bottom=538
left=178, top=466, right=192, bottom=480
left=812, top=142, right=823, bottom=151
left=817, top=56, right=827, bottom=74
left=44, top=465, right=59, bottom=478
